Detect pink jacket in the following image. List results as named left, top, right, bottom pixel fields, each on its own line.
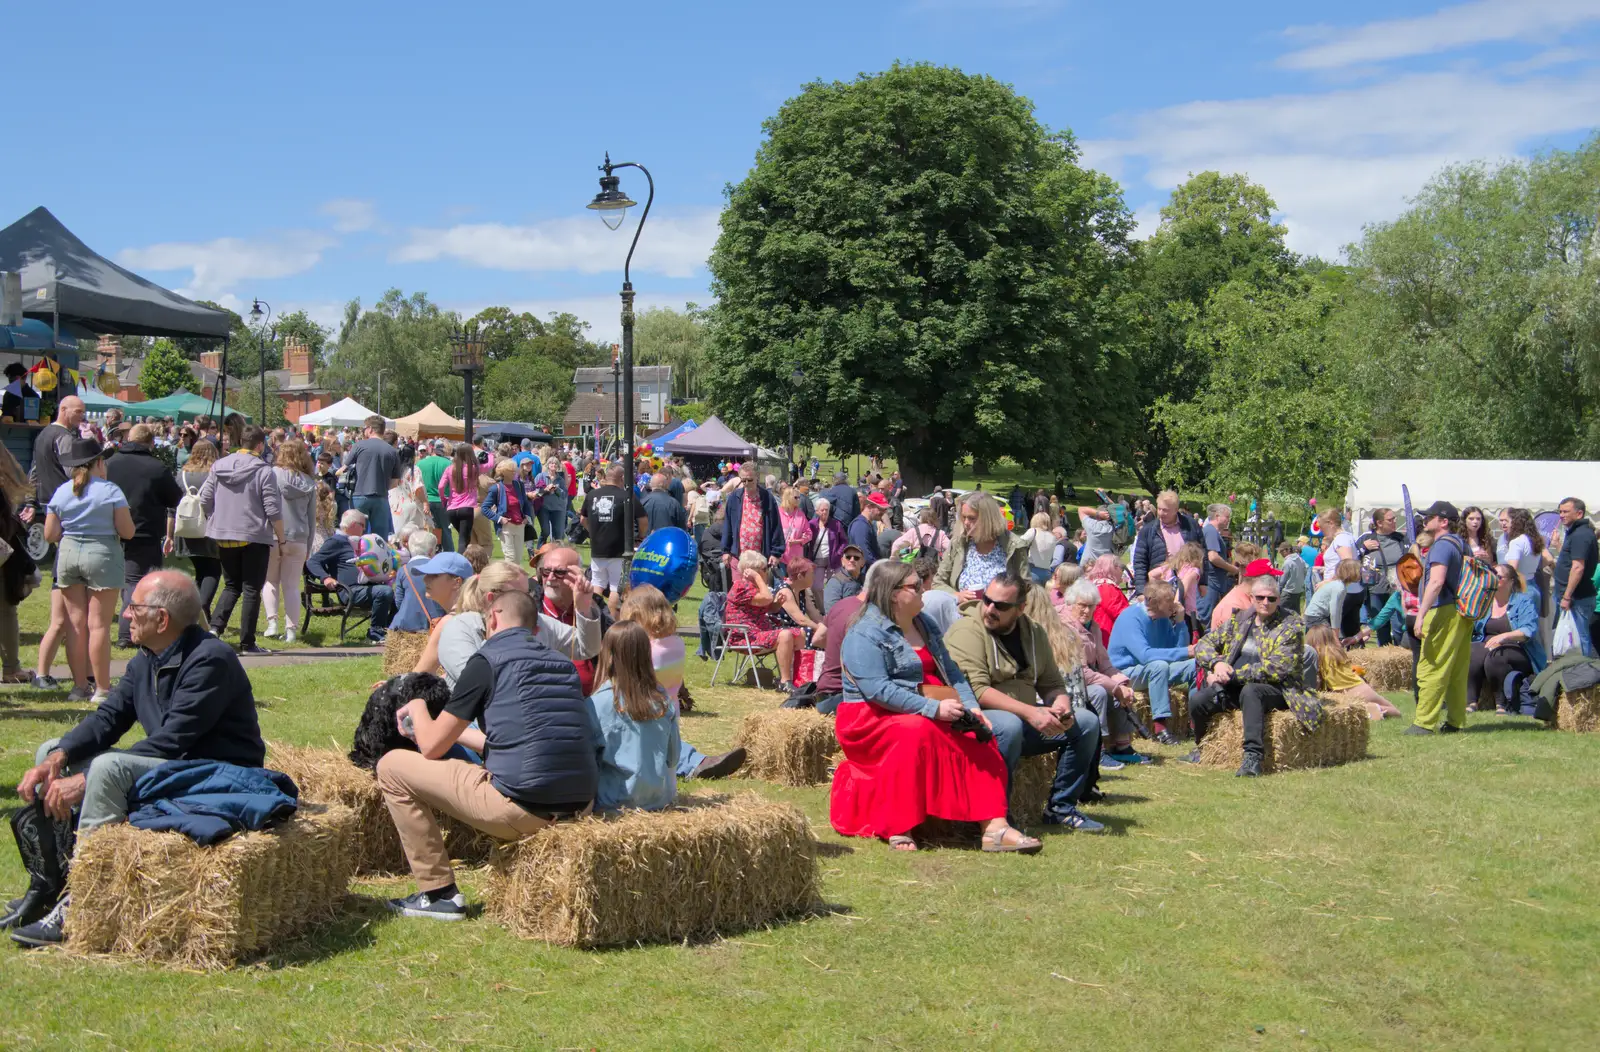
left=1067, top=614, right=1129, bottom=694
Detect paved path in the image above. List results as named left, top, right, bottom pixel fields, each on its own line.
left=102, top=646, right=380, bottom=678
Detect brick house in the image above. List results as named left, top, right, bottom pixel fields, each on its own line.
left=264, top=336, right=337, bottom=424
left=91, top=334, right=242, bottom=405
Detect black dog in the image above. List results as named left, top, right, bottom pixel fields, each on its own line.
left=349, top=672, right=454, bottom=770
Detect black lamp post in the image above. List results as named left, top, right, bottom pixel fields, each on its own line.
left=248, top=298, right=273, bottom=425
left=786, top=366, right=803, bottom=481
left=611, top=345, right=621, bottom=459
left=587, top=152, right=654, bottom=563
left=449, top=328, right=486, bottom=446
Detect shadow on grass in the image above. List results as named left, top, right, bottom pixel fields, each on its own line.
left=252, top=894, right=387, bottom=968
left=1463, top=720, right=1553, bottom=734
left=0, top=707, right=94, bottom=724
left=815, top=841, right=855, bottom=859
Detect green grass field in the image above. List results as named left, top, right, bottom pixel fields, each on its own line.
left=2, top=582, right=1598, bottom=1050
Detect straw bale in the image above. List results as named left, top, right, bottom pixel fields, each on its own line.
left=1357, top=645, right=1413, bottom=692
left=383, top=629, right=432, bottom=677
left=1006, top=752, right=1057, bottom=829
left=1196, top=696, right=1369, bottom=773
left=1130, top=683, right=1190, bottom=737
left=65, top=803, right=356, bottom=970
left=267, top=744, right=495, bottom=875
left=484, top=793, right=820, bottom=948
left=1557, top=686, right=1600, bottom=733
left=732, top=708, right=839, bottom=786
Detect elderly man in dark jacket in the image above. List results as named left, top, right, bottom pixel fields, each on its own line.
left=106, top=423, right=183, bottom=649
left=7, top=571, right=264, bottom=945
left=821, top=471, right=860, bottom=529
left=721, top=461, right=784, bottom=565
left=307, top=508, right=396, bottom=642
left=1132, top=489, right=1204, bottom=592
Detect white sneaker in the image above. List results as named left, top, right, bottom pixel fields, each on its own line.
left=263, top=620, right=279, bottom=639
left=283, top=628, right=298, bottom=645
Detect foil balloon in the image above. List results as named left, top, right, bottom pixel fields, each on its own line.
left=630, top=526, right=698, bottom=603
left=353, top=534, right=396, bottom=583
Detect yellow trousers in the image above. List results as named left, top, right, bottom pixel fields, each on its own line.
left=1415, top=604, right=1471, bottom=730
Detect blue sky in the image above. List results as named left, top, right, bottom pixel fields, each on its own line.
left=12, top=0, right=1600, bottom=341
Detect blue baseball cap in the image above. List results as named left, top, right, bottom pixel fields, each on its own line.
left=408, top=552, right=475, bottom=578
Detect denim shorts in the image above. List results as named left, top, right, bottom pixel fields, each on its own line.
left=54, top=535, right=125, bottom=591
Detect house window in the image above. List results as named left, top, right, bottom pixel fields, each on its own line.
left=579, top=424, right=595, bottom=438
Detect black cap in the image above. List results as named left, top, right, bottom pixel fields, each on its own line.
left=1420, top=500, right=1459, bottom=522
left=60, top=436, right=105, bottom=468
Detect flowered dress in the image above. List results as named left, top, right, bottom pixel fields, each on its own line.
left=724, top=577, right=787, bottom=649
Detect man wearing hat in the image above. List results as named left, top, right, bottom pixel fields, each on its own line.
left=2, top=363, right=38, bottom=422
left=848, top=491, right=888, bottom=567
left=823, top=544, right=868, bottom=612
left=1410, top=501, right=1472, bottom=734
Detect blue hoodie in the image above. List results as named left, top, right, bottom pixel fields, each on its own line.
left=1107, top=601, right=1192, bottom=670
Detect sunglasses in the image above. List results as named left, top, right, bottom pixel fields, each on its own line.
left=980, top=595, right=1019, bottom=611
left=1251, top=595, right=1279, bottom=604
left=538, top=567, right=575, bottom=580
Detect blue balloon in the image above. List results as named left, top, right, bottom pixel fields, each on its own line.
left=630, top=527, right=698, bottom=603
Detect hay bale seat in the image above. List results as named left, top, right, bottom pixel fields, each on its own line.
left=1557, top=686, right=1600, bottom=733
left=267, top=744, right=496, bottom=875
left=1196, top=696, right=1370, bottom=773
left=382, top=629, right=432, bottom=676
left=1130, top=683, right=1190, bottom=737
left=732, top=708, right=839, bottom=787
left=485, top=793, right=820, bottom=948
left=66, top=803, right=356, bottom=971
left=1357, top=645, right=1413, bottom=692
left=916, top=751, right=1058, bottom=845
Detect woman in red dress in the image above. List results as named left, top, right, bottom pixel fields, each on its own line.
left=723, top=550, right=804, bottom=691
left=830, top=560, right=1043, bottom=854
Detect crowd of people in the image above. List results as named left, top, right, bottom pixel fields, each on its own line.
left=4, top=424, right=1594, bottom=940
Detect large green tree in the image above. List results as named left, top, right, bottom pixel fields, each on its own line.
left=705, top=63, right=1136, bottom=491
left=1158, top=275, right=1365, bottom=506
left=634, top=304, right=707, bottom=401
left=319, top=290, right=462, bottom=417
left=1119, top=172, right=1299, bottom=493
left=1341, top=136, right=1600, bottom=459
left=138, top=338, right=199, bottom=399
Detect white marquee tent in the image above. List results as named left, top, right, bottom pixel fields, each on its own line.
left=1344, top=459, right=1600, bottom=527
left=296, top=397, right=388, bottom=429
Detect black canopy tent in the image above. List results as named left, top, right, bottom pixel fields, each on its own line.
left=1, top=207, right=234, bottom=340
left=0, top=207, right=237, bottom=468
left=476, top=421, right=555, bottom=444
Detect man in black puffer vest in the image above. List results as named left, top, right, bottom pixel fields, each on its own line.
left=378, top=589, right=599, bottom=921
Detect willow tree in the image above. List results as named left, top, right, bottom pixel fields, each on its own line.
left=705, top=63, right=1136, bottom=490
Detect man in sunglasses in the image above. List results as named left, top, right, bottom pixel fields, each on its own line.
left=945, top=572, right=1105, bottom=831
left=822, top=544, right=868, bottom=612
left=1184, top=575, right=1323, bottom=777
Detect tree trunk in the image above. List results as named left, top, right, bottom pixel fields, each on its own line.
left=895, top=441, right=954, bottom=495
left=971, top=456, right=990, bottom=477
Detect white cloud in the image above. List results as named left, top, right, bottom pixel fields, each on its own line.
left=319, top=198, right=378, bottom=233
left=392, top=209, right=720, bottom=280
left=118, top=232, right=335, bottom=299
left=1280, top=0, right=1600, bottom=70
left=1083, top=67, right=1600, bottom=258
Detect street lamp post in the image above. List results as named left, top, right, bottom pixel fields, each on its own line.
left=787, top=366, right=803, bottom=482
left=611, top=346, right=621, bottom=459
left=248, top=298, right=272, bottom=425
left=449, top=328, right=486, bottom=446
left=587, top=152, right=654, bottom=563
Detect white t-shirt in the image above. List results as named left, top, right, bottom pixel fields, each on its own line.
left=1324, top=530, right=1358, bottom=589
left=1500, top=533, right=1542, bottom=586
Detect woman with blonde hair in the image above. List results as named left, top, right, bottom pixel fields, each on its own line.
left=934, top=491, right=1029, bottom=604
left=723, top=548, right=805, bottom=691
left=778, top=485, right=813, bottom=566
left=1151, top=540, right=1206, bottom=625
left=38, top=438, right=135, bottom=702
left=1049, top=561, right=1082, bottom=620
left=263, top=438, right=317, bottom=643
left=1019, top=512, right=1061, bottom=585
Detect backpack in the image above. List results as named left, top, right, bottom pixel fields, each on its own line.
left=697, top=591, right=728, bottom=659
left=1444, top=535, right=1496, bottom=621
left=898, top=524, right=939, bottom=563
left=174, top=477, right=208, bottom=539
left=1107, top=503, right=1133, bottom=549
left=1356, top=533, right=1394, bottom=591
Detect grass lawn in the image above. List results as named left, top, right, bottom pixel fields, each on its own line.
left=1, top=636, right=1597, bottom=1049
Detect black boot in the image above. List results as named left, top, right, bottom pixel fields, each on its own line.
left=1, top=801, right=67, bottom=931
left=1235, top=752, right=1263, bottom=777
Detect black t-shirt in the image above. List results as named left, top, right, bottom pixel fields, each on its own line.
left=33, top=422, right=72, bottom=503
left=584, top=485, right=631, bottom=558
left=1555, top=520, right=1599, bottom=600
left=445, top=653, right=495, bottom=724
left=997, top=624, right=1029, bottom=675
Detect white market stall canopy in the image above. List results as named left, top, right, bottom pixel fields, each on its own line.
left=1345, top=459, right=1600, bottom=526
left=296, top=397, right=388, bottom=429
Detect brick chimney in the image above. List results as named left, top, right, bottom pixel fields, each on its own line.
left=199, top=350, right=223, bottom=373
left=96, top=334, right=121, bottom=376
left=284, top=336, right=313, bottom=386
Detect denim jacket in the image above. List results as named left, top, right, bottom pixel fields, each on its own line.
left=1473, top=589, right=1548, bottom=674
left=840, top=604, right=979, bottom=718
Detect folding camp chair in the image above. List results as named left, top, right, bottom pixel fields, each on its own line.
left=710, top=622, right=778, bottom=688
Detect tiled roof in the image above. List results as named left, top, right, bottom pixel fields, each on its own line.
left=563, top=391, right=646, bottom=425
left=572, top=365, right=671, bottom=385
